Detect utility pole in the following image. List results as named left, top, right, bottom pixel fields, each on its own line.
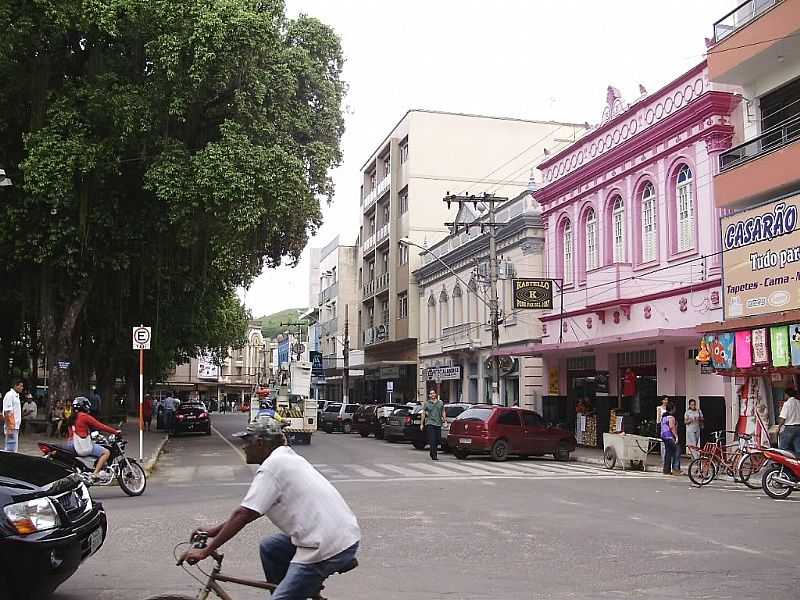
left=444, top=192, right=507, bottom=406
left=342, top=305, right=350, bottom=404
left=281, top=321, right=309, bottom=361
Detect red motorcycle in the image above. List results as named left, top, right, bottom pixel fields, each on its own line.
left=761, top=446, right=800, bottom=499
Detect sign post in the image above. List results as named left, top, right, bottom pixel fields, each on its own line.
left=132, top=325, right=152, bottom=461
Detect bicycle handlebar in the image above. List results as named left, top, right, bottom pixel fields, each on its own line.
left=179, top=531, right=223, bottom=566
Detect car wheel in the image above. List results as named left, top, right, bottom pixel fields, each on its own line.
left=412, top=441, right=426, bottom=450
left=375, top=425, right=385, bottom=440
left=205, top=427, right=212, bottom=435
left=453, top=449, right=468, bottom=460
left=554, top=441, right=571, bottom=462
left=343, top=422, right=352, bottom=434
left=490, top=439, right=510, bottom=462
left=359, top=430, right=370, bottom=438
left=323, top=426, right=332, bottom=433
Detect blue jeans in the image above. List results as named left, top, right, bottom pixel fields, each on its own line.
left=260, top=534, right=358, bottom=600
left=662, top=438, right=677, bottom=474
left=3, top=427, right=18, bottom=452
left=779, top=425, right=800, bottom=455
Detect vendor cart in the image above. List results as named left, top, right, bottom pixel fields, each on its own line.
left=602, top=433, right=661, bottom=471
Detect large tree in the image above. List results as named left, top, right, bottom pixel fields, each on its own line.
left=0, top=0, right=345, bottom=405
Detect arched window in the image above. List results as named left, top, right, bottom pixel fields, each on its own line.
left=427, top=296, right=437, bottom=341
left=439, top=290, right=449, bottom=334
left=612, top=196, right=625, bottom=262
left=563, top=220, right=574, bottom=284
left=453, top=285, right=464, bottom=324
left=676, top=165, right=694, bottom=252
left=585, top=210, right=598, bottom=271
left=641, top=183, right=656, bottom=262
left=468, top=277, right=479, bottom=322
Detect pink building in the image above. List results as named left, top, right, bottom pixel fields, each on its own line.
left=530, top=62, right=742, bottom=444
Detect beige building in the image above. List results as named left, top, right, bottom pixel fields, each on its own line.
left=315, top=235, right=360, bottom=402
left=356, top=109, right=586, bottom=403
left=414, top=191, right=547, bottom=408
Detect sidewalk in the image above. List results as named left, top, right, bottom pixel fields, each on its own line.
left=10, top=419, right=168, bottom=475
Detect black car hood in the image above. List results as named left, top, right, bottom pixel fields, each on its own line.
left=0, top=451, right=75, bottom=495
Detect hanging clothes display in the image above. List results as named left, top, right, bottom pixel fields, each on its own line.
left=751, top=328, right=769, bottom=364
left=770, top=326, right=790, bottom=367
left=735, top=330, right=753, bottom=368
left=708, top=333, right=734, bottom=370
left=791, top=324, right=800, bottom=366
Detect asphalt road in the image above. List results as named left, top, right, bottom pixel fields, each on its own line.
left=56, top=413, right=800, bottom=600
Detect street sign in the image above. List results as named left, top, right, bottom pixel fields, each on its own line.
left=512, top=278, right=553, bottom=309
left=386, top=381, right=394, bottom=392
left=132, top=326, right=151, bottom=350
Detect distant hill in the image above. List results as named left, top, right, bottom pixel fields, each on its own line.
left=257, top=308, right=305, bottom=338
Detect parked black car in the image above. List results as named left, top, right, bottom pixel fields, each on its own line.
left=0, top=451, right=107, bottom=599
left=383, top=405, right=421, bottom=443
left=174, top=402, right=212, bottom=435
left=356, top=403, right=408, bottom=439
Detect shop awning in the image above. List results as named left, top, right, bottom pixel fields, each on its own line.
left=492, top=327, right=700, bottom=357
left=698, top=308, right=800, bottom=334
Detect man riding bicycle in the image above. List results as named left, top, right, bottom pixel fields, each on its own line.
left=179, top=417, right=360, bottom=600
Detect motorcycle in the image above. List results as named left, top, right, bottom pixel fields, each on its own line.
left=760, top=446, right=800, bottom=500
left=38, top=432, right=147, bottom=497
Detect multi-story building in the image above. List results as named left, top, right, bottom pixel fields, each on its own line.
left=314, top=236, right=360, bottom=402
left=356, top=109, right=587, bottom=403
left=414, top=190, right=546, bottom=408
left=524, top=64, right=742, bottom=444
left=699, top=0, right=800, bottom=438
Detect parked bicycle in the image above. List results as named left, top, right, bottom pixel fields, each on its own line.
left=687, top=430, right=767, bottom=488
left=143, top=532, right=358, bottom=600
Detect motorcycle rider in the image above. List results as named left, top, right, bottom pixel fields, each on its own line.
left=67, top=397, right=121, bottom=481
left=178, top=417, right=360, bottom=600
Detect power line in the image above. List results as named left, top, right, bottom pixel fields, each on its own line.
left=706, top=30, right=800, bottom=56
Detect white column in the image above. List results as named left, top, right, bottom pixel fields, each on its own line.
left=477, top=354, right=487, bottom=404
left=462, top=358, right=470, bottom=403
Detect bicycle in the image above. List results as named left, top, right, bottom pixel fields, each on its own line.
left=144, top=532, right=358, bottom=600
left=687, top=430, right=767, bottom=488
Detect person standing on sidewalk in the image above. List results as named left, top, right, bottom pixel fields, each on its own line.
left=684, top=399, right=703, bottom=459
left=3, top=379, right=24, bottom=452
left=164, top=392, right=179, bottom=434
left=660, top=403, right=679, bottom=475
left=777, top=388, right=800, bottom=455
left=421, top=389, right=444, bottom=461
left=143, top=394, right=154, bottom=432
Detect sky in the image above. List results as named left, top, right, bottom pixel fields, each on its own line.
left=240, top=0, right=734, bottom=318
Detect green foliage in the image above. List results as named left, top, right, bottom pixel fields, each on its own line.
left=257, top=308, right=305, bottom=339
left=0, top=0, right=345, bottom=392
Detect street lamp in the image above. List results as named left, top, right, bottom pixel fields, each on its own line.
left=0, top=169, right=12, bottom=188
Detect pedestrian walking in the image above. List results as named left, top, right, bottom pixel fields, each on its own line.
left=660, top=402, right=680, bottom=475
left=777, top=388, right=800, bottom=455
left=21, top=393, right=38, bottom=435
left=2, top=379, right=24, bottom=452
left=684, top=399, right=704, bottom=459
left=164, top=392, right=179, bottom=434
left=421, top=389, right=445, bottom=461
left=143, top=394, right=153, bottom=432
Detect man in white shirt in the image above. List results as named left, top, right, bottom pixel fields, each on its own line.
left=3, top=379, right=24, bottom=452
left=21, top=394, right=38, bottom=434
left=163, top=393, right=179, bottom=433
left=778, top=388, right=800, bottom=455
left=179, top=417, right=360, bottom=600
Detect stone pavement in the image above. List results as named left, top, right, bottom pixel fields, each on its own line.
left=7, top=418, right=168, bottom=474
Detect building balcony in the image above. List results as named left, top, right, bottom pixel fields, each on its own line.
left=374, top=271, right=389, bottom=295
left=320, top=317, right=338, bottom=337
left=362, top=278, right=375, bottom=299
left=376, top=174, right=390, bottom=198
left=441, top=322, right=480, bottom=352
left=363, top=187, right=378, bottom=211
left=363, top=323, right=389, bottom=346
left=318, top=281, right=338, bottom=306
left=708, top=0, right=797, bottom=85
left=375, top=223, right=390, bottom=246
left=322, top=356, right=344, bottom=370
left=715, top=115, right=800, bottom=207
left=362, top=234, right=376, bottom=255
left=585, top=263, right=634, bottom=307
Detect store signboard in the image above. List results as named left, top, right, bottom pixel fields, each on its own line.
left=512, top=279, right=553, bottom=310
left=426, top=366, right=462, bottom=381
left=197, top=355, right=219, bottom=380
left=721, top=193, right=800, bottom=319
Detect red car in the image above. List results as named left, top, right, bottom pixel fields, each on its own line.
left=447, top=405, right=576, bottom=462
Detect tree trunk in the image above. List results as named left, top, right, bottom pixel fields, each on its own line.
left=96, top=358, right=115, bottom=419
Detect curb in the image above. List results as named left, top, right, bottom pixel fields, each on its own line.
left=144, top=434, right=169, bottom=476
left=572, top=455, right=605, bottom=466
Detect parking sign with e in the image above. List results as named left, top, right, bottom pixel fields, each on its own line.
left=132, top=326, right=151, bottom=350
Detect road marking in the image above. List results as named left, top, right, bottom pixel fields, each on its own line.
left=341, top=464, right=384, bottom=478
left=408, top=462, right=465, bottom=476
left=212, top=425, right=246, bottom=463
left=375, top=463, right=432, bottom=477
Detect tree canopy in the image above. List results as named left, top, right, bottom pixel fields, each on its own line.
left=0, top=0, right=345, bottom=408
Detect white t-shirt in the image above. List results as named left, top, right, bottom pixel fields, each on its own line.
left=241, top=446, right=360, bottom=564
left=3, top=389, right=21, bottom=431
left=780, top=396, right=800, bottom=426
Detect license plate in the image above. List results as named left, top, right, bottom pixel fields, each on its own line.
left=186, top=415, right=195, bottom=420
left=459, top=438, right=472, bottom=444
left=89, top=527, right=103, bottom=555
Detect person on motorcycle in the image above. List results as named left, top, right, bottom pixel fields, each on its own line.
left=67, top=397, right=121, bottom=481
left=179, top=417, right=360, bottom=600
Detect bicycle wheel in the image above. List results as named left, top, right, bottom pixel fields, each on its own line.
left=738, top=451, right=767, bottom=489
left=688, top=457, right=716, bottom=486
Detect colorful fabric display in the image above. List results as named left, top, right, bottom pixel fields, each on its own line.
left=770, top=326, right=790, bottom=367
left=751, top=328, right=769, bottom=364
left=790, top=324, right=800, bottom=367
left=735, top=330, right=753, bottom=368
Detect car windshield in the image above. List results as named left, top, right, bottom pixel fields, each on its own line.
left=327, top=403, right=342, bottom=412
left=392, top=407, right=410, bottom=416
left=445, top=405, right=468, bottom=418
left=456, top=408, right=493, bottom=421
left=344, top=405, right=358, bottom=414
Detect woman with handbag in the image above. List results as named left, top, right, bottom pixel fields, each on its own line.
left=68, top=397, right=121, bottom=481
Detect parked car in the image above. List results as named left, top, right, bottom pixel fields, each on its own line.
left=447, top=406, right=577, bottom=461
left=320, top=403, right=359, bottom=433
left=383, top=405, right=419, bottom=442
left=356, top=403, right=408, bottom=439
left=401, top=403, right=473, bottom=450
left=174, top=402, right=212, bottom=436
left=0, top=451, right=107, bottom=599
